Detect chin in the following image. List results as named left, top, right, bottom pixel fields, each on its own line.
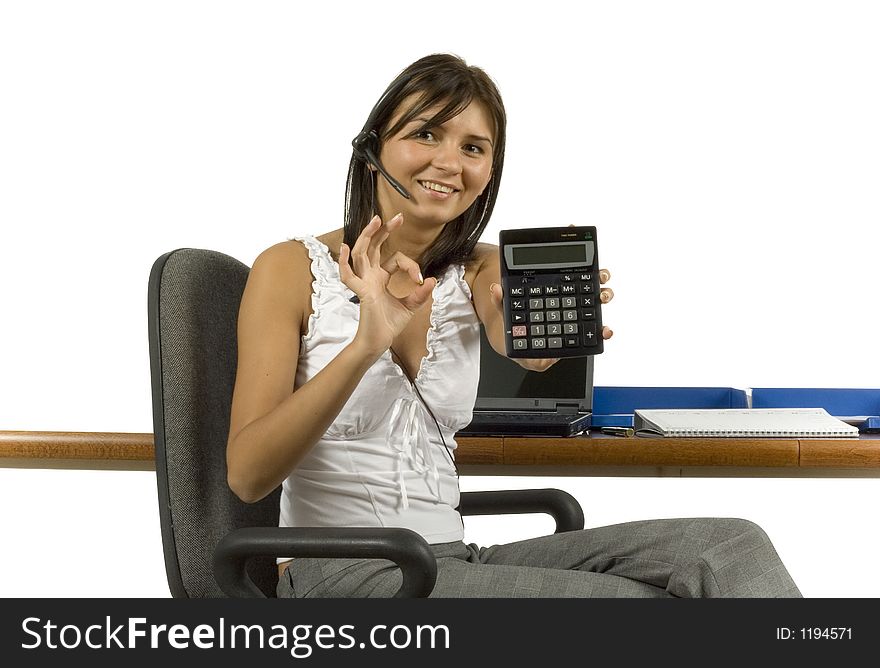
left=408, top=200, right=473, bottom=227
left=409, top=212, right=463, bottom=230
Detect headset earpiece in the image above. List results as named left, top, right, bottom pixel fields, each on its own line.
left=351, top=77, right=413, bottom=200
left=351, top=129, right=379, bottom=160
left=350, top=127, right=411, bottom=199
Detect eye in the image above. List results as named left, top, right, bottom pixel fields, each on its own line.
left=412, top=129, right=435, bottom=141
left=463, top=144, right=484, bottom=155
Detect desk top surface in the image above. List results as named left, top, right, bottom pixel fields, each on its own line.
left=1, top=430, right=878, bottom=470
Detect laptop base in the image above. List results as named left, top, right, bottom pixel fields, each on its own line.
left=458, top=412, right=592, bottom=438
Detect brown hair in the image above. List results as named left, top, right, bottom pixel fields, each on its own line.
left=343, top=53, right=506, bottom=279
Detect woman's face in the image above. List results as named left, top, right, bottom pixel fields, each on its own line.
left=374, top=97, right=495, bottom=232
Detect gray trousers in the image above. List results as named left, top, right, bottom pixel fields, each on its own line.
left=277, top=517, right=802, bottom=598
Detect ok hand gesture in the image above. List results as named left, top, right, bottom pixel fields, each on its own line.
left=338, top=214, right=435, bottom=358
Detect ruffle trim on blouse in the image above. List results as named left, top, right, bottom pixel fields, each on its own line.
left=293, top=235, right=357, bottom=354
left=413, top=263, right=475, bottom=384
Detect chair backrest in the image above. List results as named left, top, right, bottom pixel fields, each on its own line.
left=148, top=248, right=281, bottom=598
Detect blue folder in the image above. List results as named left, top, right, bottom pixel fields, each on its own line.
left=591, top=387, right=749, bottom=428
left=751, top=388, right=880, bottom=433
left=591, top=386, right=880, bottom=432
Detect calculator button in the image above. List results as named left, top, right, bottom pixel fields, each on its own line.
left=548, top=337, right=563, bottom=349
left=560, top=274, right=574, bottom=282
left=564, top=336, right=580, bottom=347
left=563, top=310, right=578, bottom=321
left=512, top=338, right=528, bottom=350
left=546, top=310, right=561, bottom=322
left=510, top=287, right=524, bottom=296
left=582, top=323, right=598, bottom=346
left=530, top=324, right=545, bottom=336
left=545, top=297, right=560, bottom=309
left=580, top=296, right=594, bottom=308
left=511, top=299, right=525, bottom=310
left=528, top=298, right=544, bottom=309
left=531, top=338, right=547, bottom=349
left=561, top=284, right=577, bottom=294
left=546, top=324, right=562, bottom=336
left=561, top=297, right=576, bottom=309
left=529, top=311, right=545, bottom=322
left=579, top=282, right=594, bottom=294
left=512, top=312, right=527, bottom=323
left=528, top=286, right=543, bottom=296
left=581, top=309, right=596, bottom=320
left=563, top=323, right=579, bottom=335
left=544, top=285, right=560, bottom=295
left=579, top=273, right=593, bottom=281
left=512, top=325, right=527, bottom=337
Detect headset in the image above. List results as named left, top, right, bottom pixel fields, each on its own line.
left=351, top=74, right=413, bottom=200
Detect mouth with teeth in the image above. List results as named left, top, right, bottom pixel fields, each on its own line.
left=418, top=180, right=459, bottom=196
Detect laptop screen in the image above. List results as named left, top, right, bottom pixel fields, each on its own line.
left=474, top=326, right=594, bottom=412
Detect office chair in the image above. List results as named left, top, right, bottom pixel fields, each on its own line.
left=148, top=247, right=585, bottom=598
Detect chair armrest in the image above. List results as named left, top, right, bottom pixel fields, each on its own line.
left=458, top=488, right=585, bottom=533
left=213, top=526, right=437, bottom=598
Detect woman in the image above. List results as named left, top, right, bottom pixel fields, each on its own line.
left=226, top=53, right=801, bottom=598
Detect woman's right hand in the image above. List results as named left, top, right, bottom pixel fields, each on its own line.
left=338, top=213, right=436, bottom=358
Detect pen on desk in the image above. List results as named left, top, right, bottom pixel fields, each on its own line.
left=600, top=426, right=634, bottom=437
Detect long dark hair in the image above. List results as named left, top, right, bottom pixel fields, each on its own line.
left=343, top=53, right=506, bottom=279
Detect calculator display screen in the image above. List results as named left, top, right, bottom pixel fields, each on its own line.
left=506, top=241, right=593, bottom=269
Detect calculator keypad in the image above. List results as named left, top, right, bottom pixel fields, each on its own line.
left=505, top=271, right=602, bottom=357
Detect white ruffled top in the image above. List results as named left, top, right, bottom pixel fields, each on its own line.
left=278, top=236, right=481, bottom=546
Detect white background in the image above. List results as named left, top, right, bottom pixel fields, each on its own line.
left=1, top=1, right=878, bottom=597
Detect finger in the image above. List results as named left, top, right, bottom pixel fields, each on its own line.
left=488, top=282, right=504, bottom=310
left=535, top=358, right=560, bottom=371
left=351, top=215, right=381, bottom=273
left=369, top=212, right=403, bottom=264
left=602, top=325, right=613, bottom=340
left=516, top=357, right=559, bottom=372
left=381, top=251, right=424, bottom=286
left=353, top=215, right=381, bottom=250
left=599, top=268, right=611, bottom=283
left=600, top=287, right=614, bottom=304
left=338, top=243, right=351, bottom=278
left=338, top=243, right=364, bottom=293
left=400, top=277, right=436, bottom=311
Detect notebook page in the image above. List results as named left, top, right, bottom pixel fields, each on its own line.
left=633, top=408, right=860, bottom=438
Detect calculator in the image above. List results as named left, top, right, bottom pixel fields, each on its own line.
left=499, top=226, right=604, bottom=359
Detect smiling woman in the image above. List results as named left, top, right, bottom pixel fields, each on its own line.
left=378, top=101, right=494, bottom=225
left=343, top=54, right=507, bottom=280
left=224, top=53, right=801, bottom=600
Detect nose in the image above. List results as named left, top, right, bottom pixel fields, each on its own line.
left=430, top=140, right=463, bottom=175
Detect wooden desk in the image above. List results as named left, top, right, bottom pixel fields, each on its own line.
left=1, top=430, right=878, bottom=477
left=457, top=433, right=880, bottom=477
left=0, top=431, right=156, bottom=470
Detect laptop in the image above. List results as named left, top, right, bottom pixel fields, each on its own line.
left=457, top=326, right=594, bottom=437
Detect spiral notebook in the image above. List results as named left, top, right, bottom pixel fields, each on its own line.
left=633, top=407, right=860, bottom=438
